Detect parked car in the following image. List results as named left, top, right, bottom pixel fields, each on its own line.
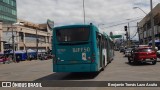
left=0, top=56, right=11, bottom=64
left=128, top=47, right=157, bottom=65
left=47, top=54, right=54, bottom=59
left=39, top=54, right=49, bottom=60
left=123, top=47, right=127, bottom=54
left=125, top=48, right=132, bottom=57
left=114, top=48, right=119, bottom=51
left=157, top=50, right=160, bottom=58
left=120, top=47, right=125, bottom=53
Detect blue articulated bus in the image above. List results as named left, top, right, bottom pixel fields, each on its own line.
left=52, top=23, right=114, bottom=72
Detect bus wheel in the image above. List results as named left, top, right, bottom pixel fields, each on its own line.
left=109, top=60, right=111, bottom=63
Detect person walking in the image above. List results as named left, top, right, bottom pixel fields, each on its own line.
left=16, top=55, right=20, bottom=63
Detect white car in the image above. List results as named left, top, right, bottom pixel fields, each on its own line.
left=125, top=48, right=132, bottom=57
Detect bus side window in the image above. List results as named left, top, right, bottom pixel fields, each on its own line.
left=96, top=32, right=100, bottom=48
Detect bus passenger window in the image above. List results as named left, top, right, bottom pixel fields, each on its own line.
left=96, top=32, right=100, bottom=48
left=65, top=36, right=67, bottom=41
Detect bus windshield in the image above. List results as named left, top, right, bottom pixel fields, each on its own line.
left=56, top=27, right=90, bottom=42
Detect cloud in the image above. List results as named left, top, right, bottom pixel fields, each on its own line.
left=16, top=0, right=160, bottom=40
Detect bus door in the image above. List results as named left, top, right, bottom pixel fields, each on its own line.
left=96, top=32, right=103, bottom=68
left=103, top=39, right=107, bottom=66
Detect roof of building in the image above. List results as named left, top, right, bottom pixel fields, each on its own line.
left=139, top=3, right=160, bottom=27
left=17, top=19, right=48, bottom=32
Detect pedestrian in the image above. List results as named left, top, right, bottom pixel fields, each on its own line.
left=16, top=55, right=20, bottom=63
left=29, top=55, right=32, bottom=61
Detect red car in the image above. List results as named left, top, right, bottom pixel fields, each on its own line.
left=128, top=47, right=157, bottom=65
left=0, top=57, right=11, bottom=64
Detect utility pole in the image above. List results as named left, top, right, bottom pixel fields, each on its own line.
left=122, top=35, right=124, bottom=47
left=137, top=22, right=141, bottom=43
left=36, top=27, right=38, bottom=60
left=128, top=22, right=130, bottom=48
left=12, top=24, right=15, bottom=62
left=150, top=0, right=155, bottom=50
left=83, top=0, right=86, bottom=24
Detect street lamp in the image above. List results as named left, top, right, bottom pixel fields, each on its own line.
left=35, top=26, right=38, bottom=60
left=12, top=22, right=25, bottom=62
left=133, top=7, right=147, bottom=15
left=7, top=22, right=24, bottom=62
left=133, top=7, right=147, bottom=44
left=134, top=0, right=155, bottom=50
left=10, top=24, right=16, bottom=62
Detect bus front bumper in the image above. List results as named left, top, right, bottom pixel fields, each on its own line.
left=53, top=64, right=98, bottom=72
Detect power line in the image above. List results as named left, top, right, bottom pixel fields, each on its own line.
left=101, top=18, right=142, bottom=29
left=99, top=16, right=143, bottom=26
left=131, top=31, right=138, bottom=39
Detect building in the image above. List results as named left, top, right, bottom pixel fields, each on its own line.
left=0, top=0, right=17, bottom=53
left=0, top=22, right=3, bottom=52
left=1, top=19, right=52, bottom=53
left=0, top=0, right=17, bottom=23
left=138, top=3, right=160, bottom=44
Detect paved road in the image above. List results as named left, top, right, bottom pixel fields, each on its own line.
left=0, top=51, right=160, bottom=90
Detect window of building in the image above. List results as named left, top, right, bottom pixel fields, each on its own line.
left=0, top=5, right=2, bottom=11
left=25, top=34, right=37, bottom=43
left=19, top=32, right=24, bottom=42
left=0, top=0, right=17, bottom=23
left=12, top=9, right=16, bottom=15
left=11, top=0, right=14, bottom=6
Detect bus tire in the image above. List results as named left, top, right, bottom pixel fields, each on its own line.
left=109, top=59, right=111, bottom=63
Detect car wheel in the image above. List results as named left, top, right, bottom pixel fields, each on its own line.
left=152, top=60, right=157, bottom=65
left=128, top=59, right=131, bottom=64
left=3, top=61, right=5, bottom=64
left=133, top=58, right=138, bottom=64
left=128, top=57, right=131, bottom=63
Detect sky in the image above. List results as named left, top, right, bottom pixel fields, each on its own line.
left=16, top=0, right=160, bottom=40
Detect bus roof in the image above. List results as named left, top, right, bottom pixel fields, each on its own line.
left=54, top=24, right=96, bottom=30
left=53, top=24, right=114, bottom=38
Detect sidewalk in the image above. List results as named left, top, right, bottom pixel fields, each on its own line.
left=0, top=59, right=51, bottom=65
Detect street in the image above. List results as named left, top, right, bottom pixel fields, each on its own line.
left=0, top=0, right=160, bottom=90
left=0, top=51, right=160, bottom=90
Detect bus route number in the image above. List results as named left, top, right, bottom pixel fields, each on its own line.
left=73, top=47, right=90, bottom=53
